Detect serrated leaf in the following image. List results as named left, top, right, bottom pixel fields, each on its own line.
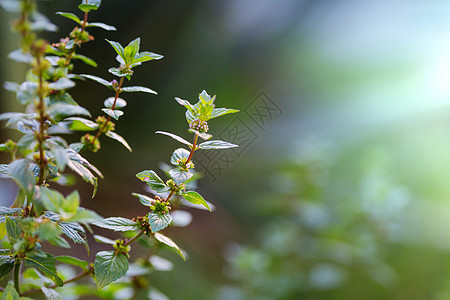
left=148, top=213, right=172, bottom=232
left=58, top=221, right=88, bottom=249
left=8, top=159, right=35, bottom=194
left=105, top=131, right=131, bottom=152
left=181, top=191, right=211, bottom=211
left=170, top=148, right=190, bottom=165
left=153, top=233, right=185, bottom=260
left=121, top=86, right=156, bottom=94
left=104, top=97, right=126, bottom=109
left=102, top=108, right=123, bottom=120
left=93, top=217, right=138, bottom=232
left=56, top=12, right=81, bottom=24
left=0, top=207, right=22, bottom=216
left=80, top=74, right=113, bottom=88
left=5, top=217, right=21, bottom=242
left=132, top=193, right=155, bottom=207
left=24, top=253, right=63, bottom=286
left=86, top=22, right=116, bottom=31
left=0, top=255, right=14, bottom=279
left=198, top=140, right=238, bottom=150
left=136, top=170, right=169, bottom=193
left=105, top=39, right=125, bottom=61
left=209, top=108, right=239, bottom=119
left=56, top=256, right=89, bottom=269
left=169, top=168, right=193, bottom=184
left=94, top=251, right=128, bottom=289
left=72, top=54, right=98, bottom=67
left=155, top=131, right=192, bottom=147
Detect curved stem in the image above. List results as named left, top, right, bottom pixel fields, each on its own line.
left=185, top=133, right=198, bottom=165
left=13, top=261, right=21, bottom=294
left=124, top=231, right=143, bottom=247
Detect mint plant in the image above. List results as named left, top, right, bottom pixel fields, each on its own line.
left=0, top=0, right=239, bottom=299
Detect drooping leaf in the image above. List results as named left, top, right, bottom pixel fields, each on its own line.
left=94, top=250, right=129, bottom=289
left=153, top=233, right=185, bottom=260
left=104, top=97, right=126, bottom=109
left=148, top=213, right=172, bottom=232
left=188, top=129, right=212, bottom=140
left=155, top=131, right=192, bottom=147
left=67, top=149, right=103, bottom=191
left=7, top=159, right=35, bottom=194
left=136, top=170, right=169, bottom=193
left=102, top=108, right=123, bottom=120
left=86, top=22, right=116, bottom=31
left=72, top=54, right=98, bottom=67
left=132, top=193, right=155, bottom=207
left=24, top=253, right=63, bottom=286
left=174, top=97, right=194, bottom=112
left=198, top=140, right=238, bottom=150
left=58, top=221, right=88, bottom=248
left=105, top=131, right=132, bottom=152
left=93, top=217, right=138, bottom=232
left=121, top=86, right=156, bottom=94
left=56, top=12, right=81, bottom=24
left=181, top=191, right=211, bottom=211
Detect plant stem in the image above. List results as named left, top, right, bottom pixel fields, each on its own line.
left=81, top=11, right=88, bottom=32
left=36, top=55, right=47, bottom=185
left=92, top=77, right=125, bottom=143
left=21, top=269, right=92, bottom=296
left=165, top=191, right=175, bottom=202
left=185, top=133, right=198, bottom=165
left=124, top=231, right=144, bottom=247
left=13, top=261, right=21, bottom=294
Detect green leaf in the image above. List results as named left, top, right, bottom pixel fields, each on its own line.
left=72, top=54, right=98, bottom=67
left=40, top=187, right=64, bottom=213
left=170, top=148, right=190, bottom=165
left=132, top=51, right=163, bottom=64
left=48, top=104, right=91, bottom=121
left=136, top=170, right=169, bottom=193
left=0, top=207, right=22, bottom=216
left=189, top=130, right=212, bottom=140
left=24, top=253, right=63, bottom=286
left=0, top=255, right=14, bottom=279
left=0, top=282, right=20, bottom=300
left=93, top=217, right=138, bottom=232
left=78, top=0, right=101, bottom=12
left=17, top=81, right=38, bottom=105
left=7, top=159, right=35, bottom=194
left=198, top=140, right=238, bottom=150
left=153, top=233, right=185, bottom=260
left=132, top=193, right=155, bottom=207
left=70, top=208, right=102, bottom=223
left=148, top=213, right=172, bottom=232
left=5, top=217, right=21, bottom=242
left=155, top=131, right=192, bottom=147
left=121, top=86, right=157, bottom=94
left=105, top=131, right=132, bottom=152
left=80, top=74, right=113, bottom=88
left=102, top=108, right=123, bottom=120
left=49, top=78, right=75, bottom=90
left=86, top=22, right=116, bottom=31
left=108, top=67, right=129, bottom=78
left=124, top=38, right=140, bottom=63
left=93, top=235, right=115, bottom=245
left=56, top=12, right=81, bottom=24
left=105, top=39, right=125, bottom=61
left=67, top=149, right=102, bottom=194
left=209, top=108, right=239, bottom=119
left=57, top=256, right=89, bottom=270
left=169, top=167, right=193, bottom=184
left=58, top=221, right=88, bottom=248
left=94, top=251, right=129, bottom=289
left=104, top=97, right=126, bottom=109
left=181, top=191, right=211, bottom=211
left=175, top=97, right=195, bottom=112
left=63, top=117, right=99, bottom=131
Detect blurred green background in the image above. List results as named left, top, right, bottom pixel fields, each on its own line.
left=3, top=0, right=450, bottom=299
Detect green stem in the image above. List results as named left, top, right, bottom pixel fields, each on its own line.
left=13, top=261, right=21, bottom=294
left=185, top=133, right=198, bottom=165
left=124, top=231, right=144, bottom=247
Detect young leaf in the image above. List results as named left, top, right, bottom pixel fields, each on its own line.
left=105, top=39, right=125, bottom=61
left=102, top=108, right=123, bottom=120
left=198, top=140, right=238, bottom=150
left=132, top=51, right=163, bottom=64
left=209, top=108, right=239, bottom=119
left=148, top=213, right=172, bottom=233
left=78, top=0, right=101, bottom=12
left=104, top=97, right=127, bottom=109
left=153, top=233, right=185, bottom=261
left=169, top=168, right=193, bottom=184
left=93, top=217, right=138, bottom=232
left=181, top=191, right=211, bottom=211
left=175, top=97, right=195, bottom=112
left=86, top=22, right=116, bottom=31
left=124, top=38, right=140, bottom=63
left=95, top=250, right=129, bottom=289
left=5, top=217, right=22, bottom=242
left=105, top=131, right=132, bottom=152
left=121, top=86, right=157, bottom=94
left=136, top=170, right=169, bottom=193
left=108, top=67, right=128, bottom=78
left=132, top=193, right=155, bottom=207
left=155, top=131, right=192, bottom=147
left=24, top=253, right=63, bottom=286
left=56, top=12, right=81, bottom=24
left=170, top=148, right=190, bottom=166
